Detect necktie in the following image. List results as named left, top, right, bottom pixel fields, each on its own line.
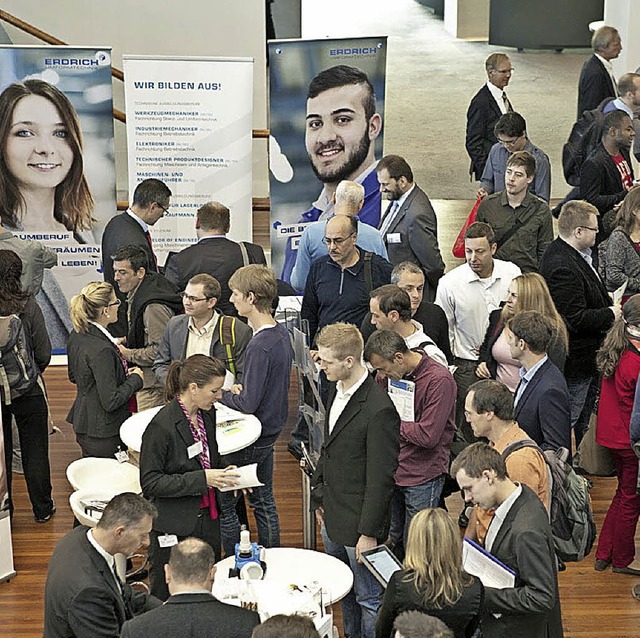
left=502, top=91, right=513, bottom=113
left=379, top=200, right=400, bottom=237
left=144, top=231, right=158, bottom=271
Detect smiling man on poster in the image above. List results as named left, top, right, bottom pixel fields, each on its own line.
left=280, top=64, right=383, bottom=282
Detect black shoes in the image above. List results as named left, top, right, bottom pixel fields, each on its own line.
left=35, top=501, right=56, bottom=523
left=594, top=558, right=611, bottom=571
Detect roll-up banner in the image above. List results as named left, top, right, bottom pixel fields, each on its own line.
left=122, top=55, right=254, bottom=266
left=268, top=37, right=387, bottom=286
left=0, top=46, right=116, bottom=353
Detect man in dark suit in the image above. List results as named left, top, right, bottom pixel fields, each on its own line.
left=102, top=179, right=172, bottom=334
left=452, top=443, right=563, bottom=638
left=43, top=493, right=161, bottom=638
left=376, top=155, right=445, bottom=301
left=311, top=322, right=400, bottom=638
left=164, top=201, right=266, bottom=317
left=120, top=537, right=259, bottom=638
left=540, top=201, right=620, bottom=449
left=506, top=310, right=571, bottom=452
left=577, top=25, right=620, bottom=118
left=466, top=53, right=514, bottom=180
left=581, top=109, right=636, bottom=218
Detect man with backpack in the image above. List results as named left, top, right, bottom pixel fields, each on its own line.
left=153, top=273, right=252, bottom=386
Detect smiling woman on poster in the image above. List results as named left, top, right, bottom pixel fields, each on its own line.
left=0, top=79, right=96, bottom=349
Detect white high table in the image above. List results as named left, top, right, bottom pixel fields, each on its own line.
left=212, top=547, right=354, bottom=611
left=119, top=402, right=262, bottom=455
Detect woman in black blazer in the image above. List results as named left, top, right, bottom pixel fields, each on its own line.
left=0, top=249, right=54, bottom=522
left=140, top=354, right=241, bottom=601
left=376, top=508, right=483, bottom=638
left=67, top=282, right=144, bottom=458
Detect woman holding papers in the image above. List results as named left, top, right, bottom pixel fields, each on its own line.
left=140, top=354, right=241, bottom=600
left=376, top=508, right=483, bottom=638
left=594, top=295, right=640, bottom=575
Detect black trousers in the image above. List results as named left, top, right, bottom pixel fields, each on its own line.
left=148, top=510, right=221, bottom=601
left=2, top=383, right=53, bottom=520
left=75, top=433, right=126, bottom=459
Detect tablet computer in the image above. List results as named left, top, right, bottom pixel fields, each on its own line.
left=360, top=545, right=403, bottom=587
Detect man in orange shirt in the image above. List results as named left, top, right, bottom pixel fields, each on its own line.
left=463, top=378, right=549, bottom=544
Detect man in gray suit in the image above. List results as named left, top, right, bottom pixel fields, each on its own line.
left=44, top=493, right=161, bottom=638
left=376, top=155, right=444, bottom=301
left=120, top=538, right=259, bottom=638
left=452, top=443, right=563, bottom=638
left=153, top=273, right=252, bottom=385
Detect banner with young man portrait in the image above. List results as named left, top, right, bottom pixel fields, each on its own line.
left=268, top=37, right=387, bottom=286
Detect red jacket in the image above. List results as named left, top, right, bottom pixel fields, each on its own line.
left=596, top=346, right=640, bottom=449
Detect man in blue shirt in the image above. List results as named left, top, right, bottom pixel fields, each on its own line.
left=290, top=180, right=387, bottom=291
left=479, top=112, right=551, bottom=203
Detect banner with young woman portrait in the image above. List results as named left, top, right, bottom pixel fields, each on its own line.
left=0, top=45, right=116, bottom=354
left=268, top=37, right=387, bottom=286
left=122, top=55, right=254, bottom=266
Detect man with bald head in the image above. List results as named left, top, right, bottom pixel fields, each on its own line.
left=290, top=180, right=387, bottom=291
left=301, top=214, right=393, bottom=344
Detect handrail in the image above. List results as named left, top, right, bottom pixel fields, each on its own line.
left=0, top=9, right=269, bottom=137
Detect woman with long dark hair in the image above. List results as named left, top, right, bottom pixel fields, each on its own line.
left=140, top=354, right=241, bottom=601
left=376, top=508, right=483, bottom=638
left=594, top=294, right=640, bottom=575
left=67, top=281, right=143, bottom=458
left=0, top=249, right=54, bottom=522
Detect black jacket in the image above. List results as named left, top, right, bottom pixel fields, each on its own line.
left=164, top=237, right=266, bottom=317
left=581, top=142, right=634, bottom=214
left=465, top=85, right=503, bottom=180
left=577, top=54, right=616, bottom=118
left=66, top=324, right=143, bottom=438
left=540, top=238, right=614, bottom=380
left=311, top=374, right=400, bottom=546
left=140, top=399, right=222, bottom=536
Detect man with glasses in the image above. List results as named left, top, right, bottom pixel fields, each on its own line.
left=540, top=201, right=621, bottom=449
left=466, top=53, right=515, bottom=181
left=479, top=112, right=551, bottom=202
left=476, top=151, right=553, bottom=273
left=301, top=214, right=393, bottom=345
left=153, top=273, right=252, bottom=387
left=111, top=245, right=183, bottom=409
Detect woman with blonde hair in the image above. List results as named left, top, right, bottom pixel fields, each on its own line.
left=376, top=508, right=483, bottom=638
left=594, top=294, right=640, bottom=575
left=476, top=272, right=568, bottom=391
left=602, top=189, right=640, bottom=301
left=66, top=281, right=143, bottom=458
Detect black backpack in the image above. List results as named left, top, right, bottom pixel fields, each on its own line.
left=562, top=98, right=614, bottom=187
left=502, top=439, right=597, bottom=562
left=0, top=314, right=39, bottom=404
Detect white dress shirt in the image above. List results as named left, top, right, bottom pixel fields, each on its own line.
left=485, top=483, right=522, bottom=552
left=435, top=259, right=522, bottom=360
left=328, top=368, right=369, bottom=434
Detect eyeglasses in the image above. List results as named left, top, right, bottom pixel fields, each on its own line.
left=498, top=135, right=523, bottom=146
left=181, top=292, right=210, bottom=303
left=322, top=233, right=355, bottom=246
left=157, top=203, right=170, bottom=215
left=107, top=299, right=121, bottom=307
left=492, top=67, right=514, bottom=74
left=578, top=226, right=599, bottom=233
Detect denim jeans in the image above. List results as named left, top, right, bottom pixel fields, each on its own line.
left=566, top=375, right=599, bottom=449
left=389, top=475, right=446, bottom=551
left=219, top=442, right=280, bottom=556
left=321, top=526, right=382, bottom=638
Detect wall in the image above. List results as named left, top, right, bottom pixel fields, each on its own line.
left=0, top=1, right=269, bottom=199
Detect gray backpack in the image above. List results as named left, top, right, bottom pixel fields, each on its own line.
left=502, top=439, right=596, bottom=562
left=0, top=314, right=38, bottom=404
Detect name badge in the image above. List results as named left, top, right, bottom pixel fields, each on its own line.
left=386, top=233, right=401, bottom=244
left=114, top=449, right=129, bottom=464
left=158, top=534, right=179, bottom=548
left=187, top=441, right=203, bottom=459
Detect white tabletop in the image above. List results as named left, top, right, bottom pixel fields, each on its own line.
left=119, top=403, right=261, bottom=455
left=66, top=457, right=142, bottom=493
left=213, top=547, right=354, bottom=606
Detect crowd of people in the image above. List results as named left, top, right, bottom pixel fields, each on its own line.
left=2, top=21, right=640, bottom=638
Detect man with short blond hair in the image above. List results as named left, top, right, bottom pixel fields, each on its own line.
left=311, top=322, right=399, bottom=638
